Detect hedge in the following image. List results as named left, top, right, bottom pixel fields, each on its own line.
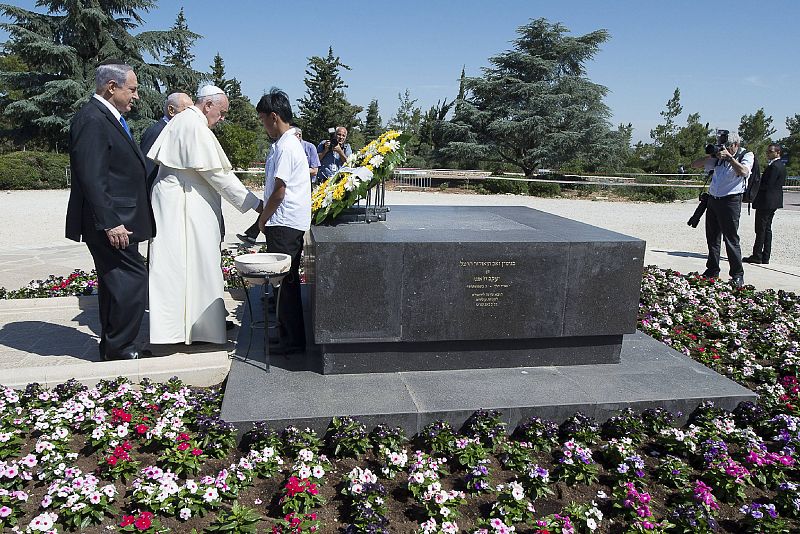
left=0, top=151, right=69, bottom=190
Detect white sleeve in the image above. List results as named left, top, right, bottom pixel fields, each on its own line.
left=197, top=169, right=260, bottom=213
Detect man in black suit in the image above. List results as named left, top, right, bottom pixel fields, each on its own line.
left=65, top=62, right=154, bottom=361
left=140, top=92, right=192, bottom=190
left=744, top=144, right=787, bottom=265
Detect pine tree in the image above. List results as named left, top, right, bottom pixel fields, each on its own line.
left=209, top=53, right=231, bottom=92
left=0, top=1, right=202, bottom=148
left=648, top=88, right=683, bottom=173
left=781, top=114, right=800, bottom=176
left=203, top=54, right=260, bottom=169
left=739, top=108, right=776, bottom=163
left=364, top=99, right=382, bottom=139
left=389, top=89, right=421, bottom=136
left=439, top=18, right=613, bottom=176
left=297, top=47, right=362, bottom=144
left=163, top=8, right=201, bottom=95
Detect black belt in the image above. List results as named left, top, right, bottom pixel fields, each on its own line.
left=709, top=193, right=743, bottom=200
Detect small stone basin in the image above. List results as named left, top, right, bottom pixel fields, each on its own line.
left=234, top=253, right=292, bottom=284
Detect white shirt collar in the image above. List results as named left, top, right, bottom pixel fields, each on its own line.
left=92, top=93, right=121, bottom=121
left=768, top=157, right=780, bottom=165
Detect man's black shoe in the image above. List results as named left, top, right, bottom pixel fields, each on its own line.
left=237, top=233, right=257, bottom=245
left=731, top=276, right=745, bottom=288
left=226, top=320, right=236, bottom=331
left=742, top=256, right=762, bottom=264
left=701, top=270, right=720, bottom=279
left=103, top=347, right=140, bottom=361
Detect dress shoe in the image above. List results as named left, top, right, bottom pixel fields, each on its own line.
left=226, top=320, right=236, bottom=331
left=731, top=276, right=745, bottom=288
left=742, top=256, right=762, bottom=264
left=237, top=233, right=257, bottom=245
left=701, top=269, right=719, bottom=279
left=103, top=347, right=140, bottom=361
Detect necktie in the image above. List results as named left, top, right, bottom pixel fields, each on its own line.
left=119, top=116, right=131, bottom=139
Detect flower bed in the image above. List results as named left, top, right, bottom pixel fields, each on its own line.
left=0, top=267, right=797, bottom=532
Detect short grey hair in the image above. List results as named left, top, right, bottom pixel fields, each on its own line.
left=726, top=132, right=741, bottom=146
left=95, top=64, right=132, bottom=92
left=164, top=92, right=185, bottom=115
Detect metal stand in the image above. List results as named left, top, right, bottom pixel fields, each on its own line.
left=239, top=273, right=288, bottom=371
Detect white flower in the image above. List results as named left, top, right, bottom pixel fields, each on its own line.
left=586, top=518, right=598, bottom=531
left=510, top=481, right=525, bottom=500
left=297, top=466, right=311, bottom=479
left=312, top=466, right=325, bottom=478
left=179, top=507, right=192, bottom=520
left=203, top=487, right=219, bottom=502
left=370, top=154, right=384, bottom=168
left=298, top=449, right=314, bottom=462
left=88, top=492, right=101, bottom=504
left=386, top=139, right=400, bottom=151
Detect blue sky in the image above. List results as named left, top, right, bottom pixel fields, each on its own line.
left=3, top=0, right=798, bottom=142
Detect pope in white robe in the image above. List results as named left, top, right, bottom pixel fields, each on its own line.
left=146, top=86, right=261, bottom=345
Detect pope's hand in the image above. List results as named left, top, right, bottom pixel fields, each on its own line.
left=106, top=225, right=133, bottom=249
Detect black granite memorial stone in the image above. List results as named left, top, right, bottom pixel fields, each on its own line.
left=307, top=206, right=645, bottom=374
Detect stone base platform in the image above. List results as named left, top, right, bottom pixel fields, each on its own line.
left=220, top=289, right=756, bottom=434
left=0, top=295, right=239, bottom=389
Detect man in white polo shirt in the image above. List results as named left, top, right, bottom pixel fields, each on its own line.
left=256, top=89, right=311, bottom=354
left=691, top=130, right=753, bottom=288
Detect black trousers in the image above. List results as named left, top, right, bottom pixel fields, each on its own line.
left=752, top=208, right=777, bottom=263
left=265, top=226, right=306, bottom=348
left=87, top=242, right=148, bottom=357
left=705, top=194, right=744, bottom=278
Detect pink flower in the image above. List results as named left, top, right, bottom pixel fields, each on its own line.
left=0, top=506, right=11, bottom=518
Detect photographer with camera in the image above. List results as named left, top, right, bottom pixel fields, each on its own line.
left=690, top=130, right=753, bottom=288
left=317, top=126, right=352, bottom=182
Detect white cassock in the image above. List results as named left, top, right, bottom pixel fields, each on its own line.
left=146, top=106, right=259, bottom=344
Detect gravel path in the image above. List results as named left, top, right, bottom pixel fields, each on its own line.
left=2, top=188, right=799, bottom=291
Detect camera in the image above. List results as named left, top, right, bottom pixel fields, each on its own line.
left=328, top=127, right=339, bottom=149
left=704, top=129, right=730, bottom=157
left=687, top=192, right=709, bottom=228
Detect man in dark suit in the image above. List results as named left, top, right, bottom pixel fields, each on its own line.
left=65, top=62, right=154, bottom=361
left=744, top=144, right=787, bottom=265
left=140, top=92, right=192, bottom=190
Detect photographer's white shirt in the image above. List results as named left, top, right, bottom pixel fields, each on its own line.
left=705, top=149, right=753, bottom=197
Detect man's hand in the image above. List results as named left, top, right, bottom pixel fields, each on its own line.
left=333, top=144, right=346, bottom=158
left=319, top=140, right=330, bottom=157
left=717, top=146, right=733, bottom=161
left=257, top=211, right=268, bottom=234
left=106, top=225, right=133, bottom=249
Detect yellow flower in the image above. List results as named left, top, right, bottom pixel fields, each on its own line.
left=362, top=154, right=372, bottom=165
left=377, top=144, right=392, bottom=155
left=333, top=180, right=347, bottom=200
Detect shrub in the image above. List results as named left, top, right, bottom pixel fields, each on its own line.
left=528, top=181, right=561, bottom=197
left=619, top=176, right=699, bottom=202
left=0, top=151, right=69, bottom=189
left=482, top=178, right=529, bottom=195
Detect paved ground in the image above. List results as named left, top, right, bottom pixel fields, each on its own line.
left=1, top=187, right=799, bottom=388
left=3, top=188, right=800, bottom=291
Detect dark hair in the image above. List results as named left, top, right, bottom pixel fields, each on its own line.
left=768, top=143, right=782, bottom=155
left=256, top=89, right=292, bottom=123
